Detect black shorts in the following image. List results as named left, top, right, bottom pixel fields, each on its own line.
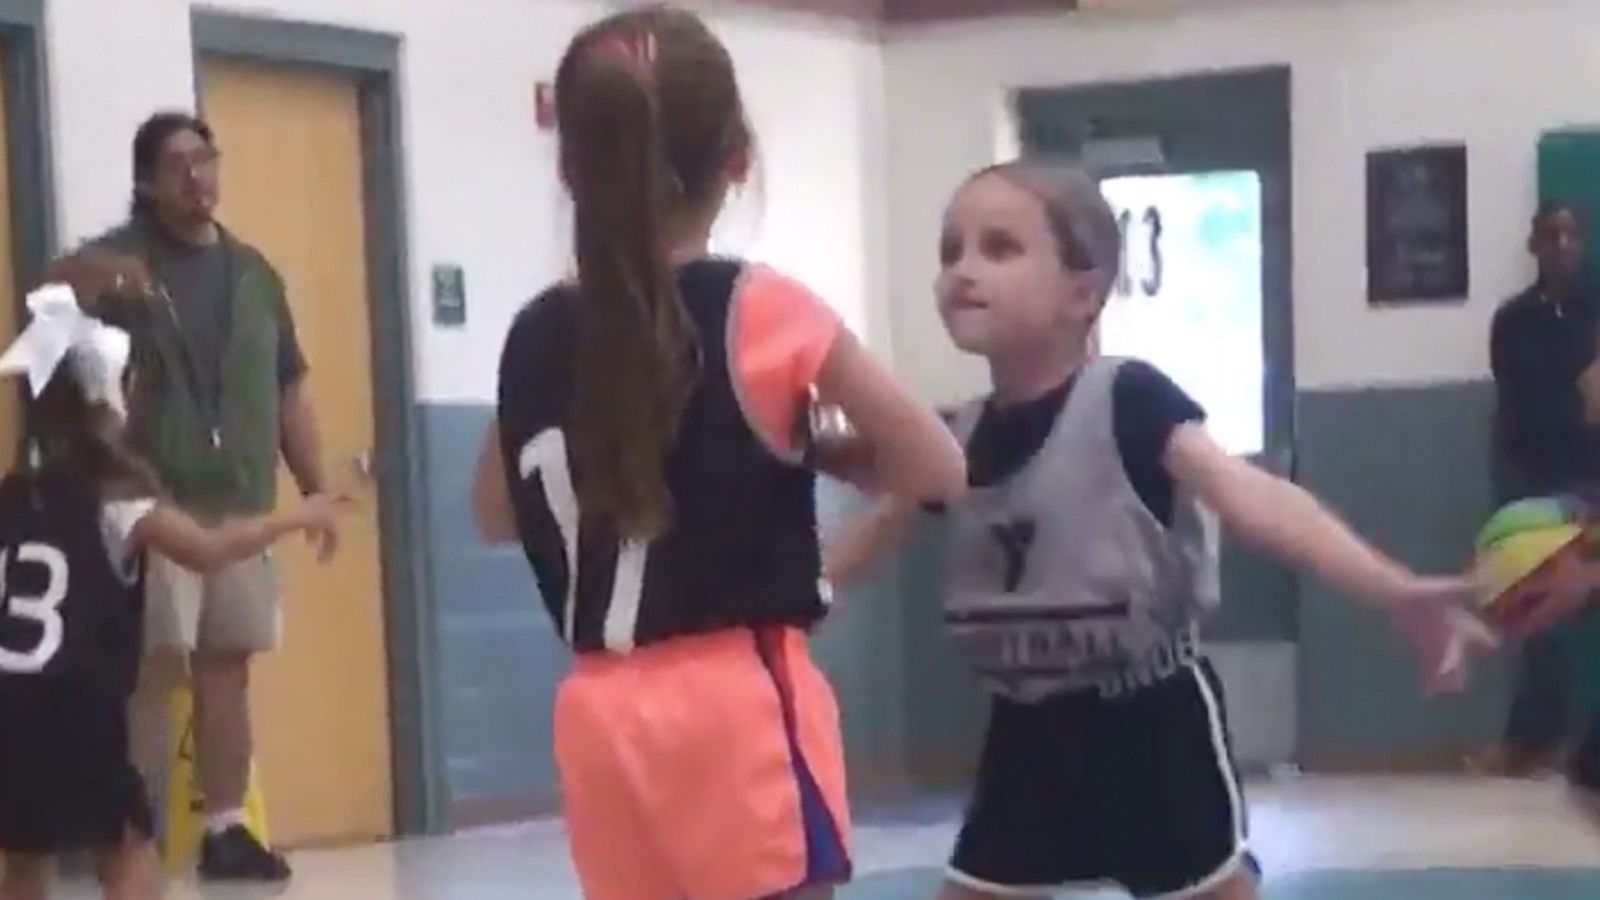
left=0, top=684, right=153, bottom=855
left=949, top=660, right=1249, bottom=899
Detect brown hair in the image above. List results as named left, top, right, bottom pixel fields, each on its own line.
left=555, top=4, right=750, bottom=539
left=131, top=111, right=214, bottom=218
left=22, top=299, right=164, bottom=503
left=968, top=162, right=1122, bottom=303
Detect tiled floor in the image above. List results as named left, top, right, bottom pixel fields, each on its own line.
left=55, top=776, right=1600, bottom=898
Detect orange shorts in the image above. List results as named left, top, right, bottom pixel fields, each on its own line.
left=554, top=626, right=852, bottom=900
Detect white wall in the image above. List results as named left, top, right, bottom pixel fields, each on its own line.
left=43, top=0, right=886, bottom=404
left=49, top=0, right=1599, bottom=402
left=884, top=0, right=1600, bottom=400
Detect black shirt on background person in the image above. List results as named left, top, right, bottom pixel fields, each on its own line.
left=1491, top=204, right=1600, bottom=499
left=1480, top=202, right=1600, bottom=783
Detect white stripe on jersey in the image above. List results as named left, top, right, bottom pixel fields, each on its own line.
left=518, top=429, right=578, bottom=644
left=519, top=427, right=653, bottom=652
left=603, top=540, right=648, bottom=653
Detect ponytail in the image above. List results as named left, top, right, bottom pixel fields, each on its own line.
left=558, top=32, right=700, bottom=540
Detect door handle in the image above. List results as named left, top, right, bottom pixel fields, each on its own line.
left=346, top=450, right=375, bottom=484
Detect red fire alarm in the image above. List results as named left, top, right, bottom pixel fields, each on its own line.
left=535, top=82, right=556, bottom=131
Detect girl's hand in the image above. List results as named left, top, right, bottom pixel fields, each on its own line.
left=293, top=492, right=354, bottom=563
left=822, top=496, right=918, bottom=586
left=53, top=249, right=155, bottom=304
left=1388, top=575, right=1497, bottom=693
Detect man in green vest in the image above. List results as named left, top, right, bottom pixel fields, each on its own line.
left=47, top=112, right=334, bottom=883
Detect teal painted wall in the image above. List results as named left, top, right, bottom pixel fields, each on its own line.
left=810, top=485, right=916, bottom=790
left=1294, top=381, right=1512, bottom=768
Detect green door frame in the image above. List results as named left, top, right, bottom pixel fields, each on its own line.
left=0, top=0, right=56, bottom=463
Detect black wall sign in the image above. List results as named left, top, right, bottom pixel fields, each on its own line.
left=1366, top=144, right=1469, bottom=305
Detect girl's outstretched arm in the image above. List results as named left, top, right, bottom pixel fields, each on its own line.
left=1162, top=422, right=1494, bottom=688
left=132, top=494, right=348, bottom=574
left=1164, top=423, right=1463, bottom=606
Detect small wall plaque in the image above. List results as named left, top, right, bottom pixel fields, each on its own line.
left=431, top=264, right=466, bottom=327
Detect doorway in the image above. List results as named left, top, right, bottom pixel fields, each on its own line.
left=191, top=13, right=437, bottom=840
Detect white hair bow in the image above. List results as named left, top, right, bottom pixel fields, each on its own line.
left=0, top=283, right=131, bottom=416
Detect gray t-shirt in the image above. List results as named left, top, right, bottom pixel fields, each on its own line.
left=942, top=358, right=1220, bottom=702
left=152, top=233, right=307, bottom=411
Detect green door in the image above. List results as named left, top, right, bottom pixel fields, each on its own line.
left=1539, top=130, right=1600, bottom=287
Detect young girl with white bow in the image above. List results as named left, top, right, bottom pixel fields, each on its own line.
left=0, top=280, right=345, bottom=900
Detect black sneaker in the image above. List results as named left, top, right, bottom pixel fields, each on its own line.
left=198, top=825, right=293, bottom=882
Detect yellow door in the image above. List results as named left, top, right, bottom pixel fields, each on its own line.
left=198, top=57, right=393, bottom=846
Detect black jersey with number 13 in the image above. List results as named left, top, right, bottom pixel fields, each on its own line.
left=0, top=471, right=145, bottom=699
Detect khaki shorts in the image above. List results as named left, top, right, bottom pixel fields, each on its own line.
left=143, top=552, right=282, bottom=657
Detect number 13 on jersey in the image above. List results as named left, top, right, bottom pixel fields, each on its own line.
left=0, top=543, right=70, bottom=674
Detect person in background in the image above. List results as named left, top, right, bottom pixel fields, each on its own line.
left=40, top=111, right=335, bottom=882
left=1479, top=202, right=1600, bottom=779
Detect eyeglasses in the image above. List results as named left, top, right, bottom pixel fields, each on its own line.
left=156, top=146, right=221, bottom=179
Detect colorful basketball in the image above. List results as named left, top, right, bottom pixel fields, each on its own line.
left=1475, top=496, right=1594, bottom=637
